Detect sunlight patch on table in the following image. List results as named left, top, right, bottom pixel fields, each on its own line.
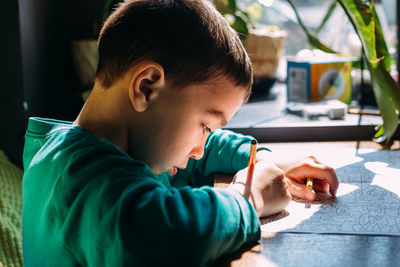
left=365, top=161, right=400, bottom=197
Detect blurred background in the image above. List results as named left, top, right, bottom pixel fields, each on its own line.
left=1, top=0, right=398, bottom=166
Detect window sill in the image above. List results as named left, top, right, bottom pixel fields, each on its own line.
left=225, top=83, right=400, bottom=142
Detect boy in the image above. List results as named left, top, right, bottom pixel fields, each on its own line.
left=22, top=0, right=339, bottom=266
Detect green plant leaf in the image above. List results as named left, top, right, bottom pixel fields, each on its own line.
left=336, top=0, right=379, bottom=67
left=237, top=8, right=254, bottom=29
left=337, top=0, right=399, bottom=146
left=227, top=0, right=237, bottom=13
left=372, top=9, right=391, bottom=71
left=285, top=0, right=335, bottom=53
left=316, top=1, right=337, bottom=35
left=369, top=61, right=400, bottom=146
left=214, top=0, right=252, bottom=38
left=233, top=14, right=249, bottom=39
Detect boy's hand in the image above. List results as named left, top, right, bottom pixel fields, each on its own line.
left=230, top=160, right=291, bottom=218
left=256, top=150, right=339, bottom=202
left=276, top=156, right=339, bottom=202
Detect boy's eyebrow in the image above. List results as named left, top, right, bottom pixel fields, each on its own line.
left=207, top=109, right=228, bottom=126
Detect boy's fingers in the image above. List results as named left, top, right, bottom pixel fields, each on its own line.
left=285, top=178, right=316, bottom=202
left=312, top=180, right=329, bottom=193
left=287, top=162, right=339, bottom=197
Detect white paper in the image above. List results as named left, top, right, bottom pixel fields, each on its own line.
left=261, top=149, right=400, bottom=236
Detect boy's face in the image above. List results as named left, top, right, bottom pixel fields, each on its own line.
left=135, top=76, right=247, bottom=175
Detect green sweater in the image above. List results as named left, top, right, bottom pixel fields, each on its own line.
left=22, top=117, right=261, bottom=266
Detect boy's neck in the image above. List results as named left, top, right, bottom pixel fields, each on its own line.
left=74, top=82, right=130, bottom=152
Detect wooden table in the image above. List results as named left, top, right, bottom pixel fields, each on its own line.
left=214, top=141, right=400, bottom=267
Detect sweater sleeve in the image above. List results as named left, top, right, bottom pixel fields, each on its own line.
left=63, top=160, right=261, bottom=266
left=172, top=129, right=262, bottom=188
left=121, top=181, right=260, bottom=265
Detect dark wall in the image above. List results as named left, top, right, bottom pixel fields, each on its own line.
left=18, top=0, right=106, bottom=121
left=0, top=0, right=105, bottom=166
left=0, top=0, right=26, bottom=166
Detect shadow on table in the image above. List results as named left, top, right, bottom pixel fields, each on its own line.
left=259, top=149, right=400, bottom=266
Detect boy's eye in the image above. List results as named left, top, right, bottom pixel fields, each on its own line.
left=202, top=123, right=212, bottom=134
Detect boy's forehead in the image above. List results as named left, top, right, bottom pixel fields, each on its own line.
left=181, top=76, right=248, bottom=95
left=178, top=78, right=246, bottom=117
left=179, top=79, right=245, bottom=100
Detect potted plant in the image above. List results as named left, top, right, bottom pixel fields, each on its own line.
left=213, top=0, right=287, bottom=97
left=285, top=0, right=400, bottom=148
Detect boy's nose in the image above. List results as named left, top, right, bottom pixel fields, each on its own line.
left=189, top=142, right=205, bottom=160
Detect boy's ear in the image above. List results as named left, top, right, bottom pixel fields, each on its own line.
left=128, top=62, right=165, bottom=112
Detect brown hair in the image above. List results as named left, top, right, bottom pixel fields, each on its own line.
left=96, top=0, right=252, bottom=98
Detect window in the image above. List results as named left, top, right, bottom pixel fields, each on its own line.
left=225, top=0, right=399, bottom=142
left=238, top=0, right=397, bottom=58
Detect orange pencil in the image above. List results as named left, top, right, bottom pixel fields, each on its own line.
left=243, top=140, right=257, bottom=199
left=305, top=177, right=313, bottom=208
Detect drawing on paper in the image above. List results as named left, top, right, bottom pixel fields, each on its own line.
left=261, top=150, right=400, bottom=236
